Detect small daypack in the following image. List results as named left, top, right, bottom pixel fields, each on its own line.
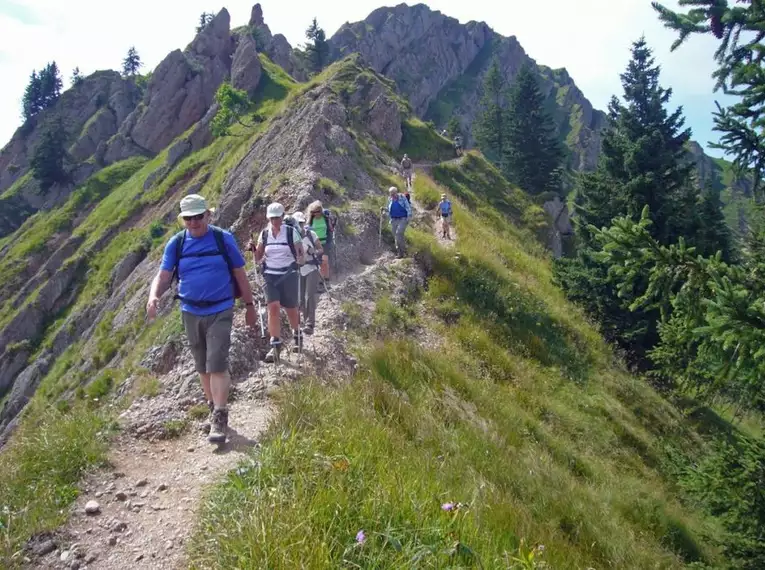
left=402, top=157, right=412, bottom=169
left=172, top=227, right=241, bottom=306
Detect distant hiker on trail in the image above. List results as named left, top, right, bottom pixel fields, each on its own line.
left=306, top=200, right=334, bottom=286
left=386, top=186, right=412, bottom=257
left=292, top=211, right=322, bottom=335
left=250, top=202, right=306, bottom=363
left=401, top=153, right=413, bottom=190
left=438, top=193, right=453, bottom=239
left=146, top=193, right=256, bottom=444
left=454, top=135, right=463, bottom=157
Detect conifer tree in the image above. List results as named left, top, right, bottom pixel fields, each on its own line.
left=71, top=67, right=83, bottom=86
left=473, top=58, right=508, bottom=164
left=30, top=114, right=69, bottom=192
left=22, top=70, right=42, bottom=121
left=38, top=62, right=62, bottom=108
left=555, top=37, right=704, bottom=363
left=653, top=0, right=765, bottom=200
left=122, top=47, right=142, bottom=77
left=196, top=12, right=215, bottom=33
left=304, top=18, right=329, bottom=73
left=503, top=63, right=563, bottom=194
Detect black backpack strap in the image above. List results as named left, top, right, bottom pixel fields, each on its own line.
left=172, top=230, right=186, bottom=282
left=287, top=226, right=297, bottom=261
left=212, top=228, right=234, bottom=273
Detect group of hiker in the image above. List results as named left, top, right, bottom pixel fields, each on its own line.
left=146, top=155, right=455, bottom=444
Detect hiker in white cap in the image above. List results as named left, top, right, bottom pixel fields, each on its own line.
left=146, top=194, right=256, bottom=444
left=250, top=202, right=305, bottom=362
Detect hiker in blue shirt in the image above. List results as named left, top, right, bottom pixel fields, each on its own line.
left=146, top=194, right=256, bottom=445
left=386, top=186, right=412, bottom=257
left=438, top=193, right=453, bottom=239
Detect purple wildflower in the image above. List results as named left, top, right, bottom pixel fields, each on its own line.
left=441, top=502, right=455, bottom=511
left=356, top=530, right=366, bottom=544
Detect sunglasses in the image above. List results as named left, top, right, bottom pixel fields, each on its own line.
left=182, top=213, right=205, bottom=221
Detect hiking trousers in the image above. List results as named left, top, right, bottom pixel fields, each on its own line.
left=391, top=217, right=409, bottom=254
left=300, top=269, right=320, bottom=327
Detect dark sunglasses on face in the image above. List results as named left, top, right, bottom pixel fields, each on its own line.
left=182, top=213, right=205, bottom=221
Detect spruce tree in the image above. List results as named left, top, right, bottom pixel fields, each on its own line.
left=503, top=63, right=563, bottom=194
left=22, top=70, right=42, bottom=121
left=38, top=62, right=62, bottom=108
left=473, top=58, right=508, bottom=164
left=304, top=18, right=329, bottom=73
left=122, top=47, right=142, bottom=77
left=693, top=179, right=734, bottom=261
left=71, top=67, right=83, bottom=86
left=30, top=115, right=69, bottom=192
left=555, top=37, right=705, bottom=364
left=197, top=12, right=214, bottom=33
left=653, top=0, right=765, bottom=200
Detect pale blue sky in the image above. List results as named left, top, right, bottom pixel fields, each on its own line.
left=0, top=0, right=735, bottom=159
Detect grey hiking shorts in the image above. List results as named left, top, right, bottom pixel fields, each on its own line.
left=182, top=307, right=234, bottom=374
left=264, top=270, right=299, bottom=309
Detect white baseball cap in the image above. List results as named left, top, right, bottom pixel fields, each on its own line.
left=266, top=202, right=285, bottom=218
left=292, top=211, right=306, bottom=224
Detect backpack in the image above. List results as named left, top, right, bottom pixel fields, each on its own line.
left=402, top=157, right=412, bottom=169
left=440, top=200, right=451, bottom=215
left=260, top=222, right=298, bottom=270
left=172, top=227, right=241, bottom=306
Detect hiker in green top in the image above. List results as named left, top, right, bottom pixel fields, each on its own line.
left=306, top=200, right=334, bottom=286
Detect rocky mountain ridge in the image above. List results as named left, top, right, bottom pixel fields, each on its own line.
left=327, top=2, right=746, bottom=192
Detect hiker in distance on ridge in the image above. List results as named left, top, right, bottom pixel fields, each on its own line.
left=438, top=193, right=453, bottom=239
left=385, top=186, right=412, bottom=257
left=249, top=202, right=306, bottom=363
left=146, top=194, right=257, bottom=444
left=401, top=153, right=413, bottom=191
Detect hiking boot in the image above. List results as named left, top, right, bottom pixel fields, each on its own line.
left=208, top=407, right=228, bottom=443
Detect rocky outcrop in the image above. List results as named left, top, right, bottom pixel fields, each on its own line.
left=105, top=9, right=234, bottom=161
left=246, top=3, right=307, bottom=81
left=0, top=71, right=142, bottom=237
left=231, top=34, right=262, bottom=96
left=328, top=4, right=606, bottom=171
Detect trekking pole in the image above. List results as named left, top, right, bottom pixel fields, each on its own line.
left=378, top=207, right=384, bottom=248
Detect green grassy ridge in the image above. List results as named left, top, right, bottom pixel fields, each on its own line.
left=0, top=158, right=146, bottom=308
left=188, top=167, right=728, bottom=569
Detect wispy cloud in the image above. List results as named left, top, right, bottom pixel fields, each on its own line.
left=0, top=0, right=735, bottom=159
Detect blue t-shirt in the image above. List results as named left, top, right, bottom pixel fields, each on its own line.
left=160, top=226, right=246, bottom=316
left=390, top=198, right=408, bottom=218
left=440, top=200, right=452, bottom=215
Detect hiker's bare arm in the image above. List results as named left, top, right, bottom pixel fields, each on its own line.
left=149, top=269, right=172, bottom=301
left=232, top=267, right=254, bottom=304
left=253, top=241, right=265, bottom=263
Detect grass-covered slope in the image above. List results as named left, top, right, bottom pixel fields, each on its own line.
left=188, top=156, right=735, bottom=569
